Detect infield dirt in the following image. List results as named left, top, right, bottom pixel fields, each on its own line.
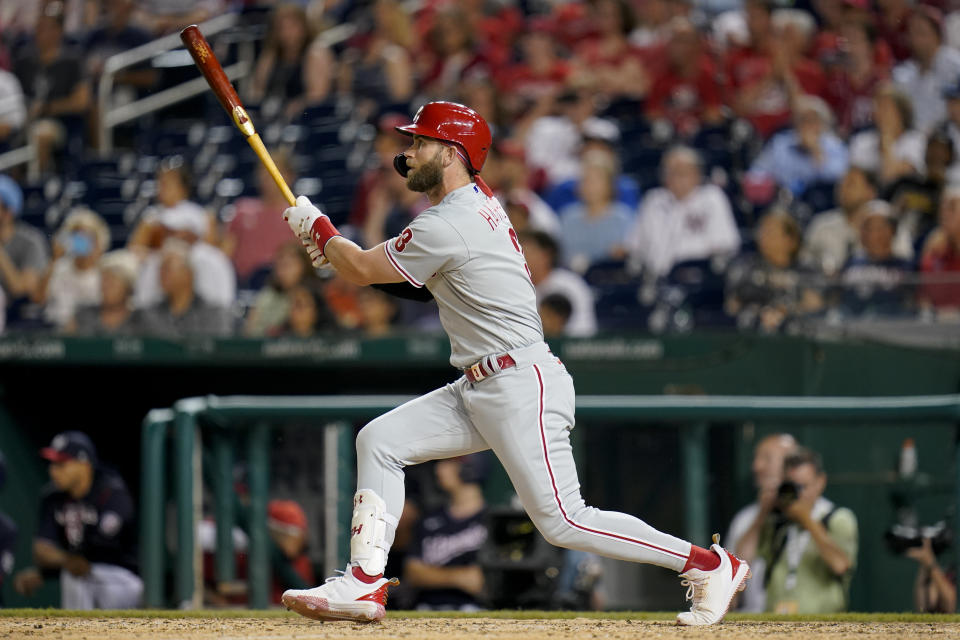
left=3, top=616, right=960, bottom=640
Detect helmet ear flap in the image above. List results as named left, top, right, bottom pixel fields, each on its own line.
left=394, top=153, right=410, bottom=177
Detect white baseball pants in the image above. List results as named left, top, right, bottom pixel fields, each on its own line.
left=355, top=342, right=691, bottom=573
left=60, top=563, right=143, bottom=609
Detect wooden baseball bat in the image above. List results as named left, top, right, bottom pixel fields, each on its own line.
left=179, top=24, right=296, bottom=206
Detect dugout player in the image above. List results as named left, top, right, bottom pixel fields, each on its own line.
left=280, top=102, right=750, bottom=625
left=13, top=431, right=142, bottom=609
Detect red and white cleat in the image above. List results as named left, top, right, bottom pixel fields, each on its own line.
left=282, top=565, right=399, bottom=623
left=675, top=537, right=751, bottom=626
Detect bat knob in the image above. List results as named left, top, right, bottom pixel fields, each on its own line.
left=393, top=153, right=410, bottom=178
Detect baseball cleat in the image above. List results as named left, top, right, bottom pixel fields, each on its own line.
left=675, top=537, right=751, bottom=626
left=282, top=564, right=399, bottom=622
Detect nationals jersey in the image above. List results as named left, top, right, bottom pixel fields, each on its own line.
left=384, top=183, right=543, bottom=368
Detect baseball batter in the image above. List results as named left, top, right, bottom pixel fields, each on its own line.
left=280, top=102, right=749, bottom=625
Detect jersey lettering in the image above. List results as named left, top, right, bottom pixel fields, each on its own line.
left=394, top=228, right=413, bottom=252
left=477, top=202, right=509, bottom=230
left=507, top=227, right=533, bottom=279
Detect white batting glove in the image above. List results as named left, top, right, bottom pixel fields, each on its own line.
left=301, top=237, right=329, bottom=268
left=283, top=195, right=326, bottom=240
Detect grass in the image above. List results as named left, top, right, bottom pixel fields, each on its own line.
left=1, top=609, right=959, bottom=623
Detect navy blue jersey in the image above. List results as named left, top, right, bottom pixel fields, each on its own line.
left=36, top=468, right=138, bottom=573
left=0, top=512, right=16, bottom=605
left=408, top=507, right=487, bottom=608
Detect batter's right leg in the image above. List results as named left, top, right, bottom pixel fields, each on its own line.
left=283, top=380, right=488, bottom=622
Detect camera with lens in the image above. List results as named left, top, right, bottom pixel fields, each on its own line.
left=884, top=521, right=952, bottom=555
left=773, top=480, right=800, bottom=513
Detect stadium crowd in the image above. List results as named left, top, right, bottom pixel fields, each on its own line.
left=0, top=0, right=959, bottom=337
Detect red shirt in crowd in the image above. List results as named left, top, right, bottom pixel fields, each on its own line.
left=227, top=197, right=295, bottom=282
left=921, top=243, right=960, bottom=308
left=725, top=45, right=826, bottom=138
left=646, top=53, right=724, bottom=137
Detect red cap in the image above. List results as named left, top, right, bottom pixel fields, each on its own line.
left=268, top=500, right=307, bottom=533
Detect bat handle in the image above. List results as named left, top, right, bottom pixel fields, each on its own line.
left=246, top=134, right=296, bottom=206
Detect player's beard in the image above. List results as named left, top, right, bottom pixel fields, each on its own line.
left=406, top=149, right=444, bottom=193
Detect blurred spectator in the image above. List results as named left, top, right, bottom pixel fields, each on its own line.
left=405, top=455, right=489, bottom=611
left=800, top=166, right=879, bottom=278
left=568, top=0, right=650, bottom=102
left=939, top=80, right=960, bottom=173
left=629, top=0, right=673, bottom=50
left=268, top=282, right=335, bottom=338
left=245, top=241, right=320, bottom=337
left=823, top=18, right=891, bottom=138
left=68, top=249, right=140, bottom=335
left=877, top=0, right=915, bottom=63
left=494, top=21, right=571, bottom=125
left=418, top=4, right=489, bottom=100
left=35, top=207, right=110, bottom=329
left=136, top=239, right=234, bottom=337
left=0, top=68, right=26, bottom=151
left=0, top=174, right=49, bottom=309
left=338, top=0, right=415, bottom=121
left=267, top=499, right=315, bottom=606
left=628, top=146, right=740, bottom=278
left=483, top=140, right=560, bottom=239
left=725, top=208, right=823, bottom=333
left=543, top=122, right=640, bottom=214
left=133, top=205, right=236, bottom=311
left=539, top=292, right=573, bottom=338
left=887, top=126, right=955, bottom=253
left=759, top=447, right=858, bottom=614
left=724, top=3, right=826, bottom=139
left=557, top=149, right=633, bottom=272
left=13, top=431, right=142, bottom=609
left=222, top=151, right=297, bottom=285
left=356, top=286, right=399, bottom=337
left=522, top=89, right=619, bottom=189
left=348, top=112, right=418, bottom=235
left=133, top=0, right=226, bottom=36
left=747, top=95, right=848, bottom=198
left=645, top=16, right=725, bottom=139
left=839, top=201, right=915, bottom=316
left=519, top=230, right=597, bottom=338
left=848, top=83, right=926, bottom=189
left=248, top=4, right=326, bottom=122
left=919, top=184, right=960, bottom=312
left=13, top=4, right=91, bottom=176
left=892, top=6, right=960, bottom=134
left=0, top=450, right=16, bottom=607
left=128, top=155, right=215, bottom=253
left=726, top=433, right=798, bottom=613
left=907, top=537, right=957, bottom=614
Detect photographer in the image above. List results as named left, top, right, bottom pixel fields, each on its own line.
left=759, top=447, right=858, bottom=614
left=907, top=537, right=956, bottom=613
left=726, top=433, right=798, bottom=612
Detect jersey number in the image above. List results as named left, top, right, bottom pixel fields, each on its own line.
left=394, top=228, right=413, bottom=252
left=508, top=228, right=532, bottom=279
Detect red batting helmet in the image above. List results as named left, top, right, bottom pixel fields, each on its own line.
left=395, top=101, right=491, bottom=173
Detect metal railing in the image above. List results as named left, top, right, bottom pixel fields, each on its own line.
left=140, top=393, right=960, bottom=609
left=97, top=13, right=248, bottom=153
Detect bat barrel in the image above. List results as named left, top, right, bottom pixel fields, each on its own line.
left=179, top=25, right=254, bottom=137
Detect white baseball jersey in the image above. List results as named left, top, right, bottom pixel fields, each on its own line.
left=348, top=180, right=694, bottom=579
left=384, top=183, right=543, bottom=369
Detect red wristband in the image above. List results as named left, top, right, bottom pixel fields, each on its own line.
left=310, top=216, right=341, bottom=255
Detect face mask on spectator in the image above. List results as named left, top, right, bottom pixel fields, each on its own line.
left=69, top=232, right=95, bottom=257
